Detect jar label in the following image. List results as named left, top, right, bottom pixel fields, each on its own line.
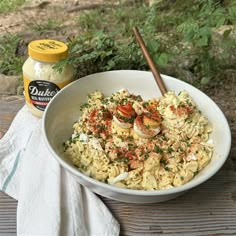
left=27, top=80, right=60, bottom=111
left=23, top=76, right=73, bottom=112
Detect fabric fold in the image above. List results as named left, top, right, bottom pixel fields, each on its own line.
left=0, top=106, right=120, bottom=236
left=17, top=121, right=62, bottom=235
left=0, top=106, right=39, bottom=199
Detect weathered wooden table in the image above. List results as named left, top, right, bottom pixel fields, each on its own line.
left=1, top=95, right=236, bottom=236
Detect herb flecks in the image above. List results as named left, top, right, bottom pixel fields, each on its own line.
left=154, top=145, right=163, bottom=154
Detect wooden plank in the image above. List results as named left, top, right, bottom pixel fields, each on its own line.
left=0, top=95, right=236, bottom=236
left=0, top=96, right=23, bottom=235
left=0, top=96, right=24, bottom=138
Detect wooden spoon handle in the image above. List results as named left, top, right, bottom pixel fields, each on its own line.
left=133, top=26, right=167, bottom=95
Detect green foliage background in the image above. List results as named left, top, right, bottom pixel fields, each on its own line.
left=0, top=0, right=236, bottom=88
left=56, top=0, right=236, bottom=88
left=0, top=0, right=25, bottom=14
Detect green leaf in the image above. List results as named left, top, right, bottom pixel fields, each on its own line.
left=196, top=35, right=209, bottom=47
left=229, top=6, right=236, bottom=24
left=94, top=30, right=104, bottom=38
left=216, top=17, right=225, bottom=28
left=156, top=53, right=169, bottom=66
left=200, top=76, right=211, bottom=85
left=147, top=40, right=159, bottom=54
left=104, top=60, right=116, bottom=70
left=184, top=30, right=195, bottom=42
left=153, top=54, right=159, bottom=63
left=223, top=29, right=232, bottom=38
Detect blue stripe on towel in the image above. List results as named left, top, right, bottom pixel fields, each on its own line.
left=1, top=149, right=22, bottom=192
left=1, top=132, right=33, bottom=192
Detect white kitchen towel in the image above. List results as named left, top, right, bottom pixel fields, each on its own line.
left=0, top=106, right=120, bottom=236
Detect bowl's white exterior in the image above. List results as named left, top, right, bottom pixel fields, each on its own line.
left=42, top=70, right=231, bottom=203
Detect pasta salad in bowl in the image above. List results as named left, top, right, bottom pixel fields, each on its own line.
left=64, top=89, right=213, bottom=190
left=43, top=70, right=231, bottom=203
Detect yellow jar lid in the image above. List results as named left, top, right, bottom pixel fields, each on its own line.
left=28, top=39, right=68, bottom=62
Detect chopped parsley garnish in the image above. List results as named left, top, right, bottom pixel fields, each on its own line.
left=127, top=136, right=134, bottom=141
left=142, top=102, right=149, bottom=108
left=136, top=95, right=142, bottom=102
left=127, top=143, right=134, bottom=151
left=102, top=98, right=109, bottom=105
left=154, top=145, right=163, bottom=154
left=167, top=147, right=174, bottom=153
left=80, top=164, right=86, bottom=170
left=116, top=113, right=135, bottom=123
left=80, top=103, right=90, bottom=110
left=164, top=166, right=170, bottom=171
left=121, top=98, right=128, bottom=104
left=162, top=136, right=167, bottom=141
left=186, top=99, right=192, bottom=106
left=160, top=159, right=167, bottom=166
left=115, top=156, right=129, bottom=165
left=186, top=141, right=191, bottom=147
left=144, top=152, right=149, bottom=160
left=63, top=142, right=69, bottom=151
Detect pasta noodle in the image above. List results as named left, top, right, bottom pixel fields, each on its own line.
left=64, top=89, right=213, bottom=190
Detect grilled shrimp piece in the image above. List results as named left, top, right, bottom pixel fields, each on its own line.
left=113, top=102, right=136, bottom=129
left=134, top=111, right=161, bottom=138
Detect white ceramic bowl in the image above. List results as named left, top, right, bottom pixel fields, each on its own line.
left=42, top=70, right=231, bottom=203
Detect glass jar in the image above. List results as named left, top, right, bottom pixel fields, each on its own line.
left=22, top=39, right=74, bottom=117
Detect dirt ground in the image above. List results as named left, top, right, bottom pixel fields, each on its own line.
left=0, top=0, right=103, bottom=35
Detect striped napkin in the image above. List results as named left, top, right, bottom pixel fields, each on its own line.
left=0, top=106, right=119, bottom=236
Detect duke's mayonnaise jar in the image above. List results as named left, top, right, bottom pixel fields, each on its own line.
left=23, top=39, right=74, bottom=117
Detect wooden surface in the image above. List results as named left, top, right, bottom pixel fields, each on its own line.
left=1, top=95, right=236, bottom=236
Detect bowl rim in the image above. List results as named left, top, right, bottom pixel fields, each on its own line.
left=42, top=70, right=232, bottom=196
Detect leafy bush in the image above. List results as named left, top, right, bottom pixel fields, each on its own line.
left=0, top=34, right=24, bottom=75
left=176, top=0, right=236, bottom=85
left=0, top=0, right=25, bottom=14
left=1, top=0, right=236, bottom=89
left=56, top=0, right=235, bottom=87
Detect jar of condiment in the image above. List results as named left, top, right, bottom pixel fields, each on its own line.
left=22, top=39, right=74, bottom=117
